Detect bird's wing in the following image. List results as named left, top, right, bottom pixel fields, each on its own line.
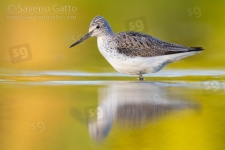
left=113, top=32, right=203, bottom=57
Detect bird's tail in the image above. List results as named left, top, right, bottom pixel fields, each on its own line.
left=188, top=47, right=204, bottom=52
left=166, top=47, right=203, bottom=62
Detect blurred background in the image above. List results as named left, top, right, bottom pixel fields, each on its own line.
left=1, top=0, right=225, bottom=72
left=1, top=1, right=225, bottom=150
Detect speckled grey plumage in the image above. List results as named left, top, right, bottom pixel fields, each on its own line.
left=88, top=16, right=203, bottom=58
left=113, top=32, right=203, bottom=57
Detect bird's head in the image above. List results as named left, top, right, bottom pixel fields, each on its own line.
left=70, top=16, right=113, bottom=48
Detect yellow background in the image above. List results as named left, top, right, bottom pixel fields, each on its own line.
left=1, top=0, right=224, bottom=72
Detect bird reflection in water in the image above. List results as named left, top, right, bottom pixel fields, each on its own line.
left=73, top=82, right=200, bottom=142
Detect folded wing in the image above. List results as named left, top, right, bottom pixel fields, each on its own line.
left=113, top=32, right=203, bottom=57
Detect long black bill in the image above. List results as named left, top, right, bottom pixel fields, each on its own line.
left=69, top=30, right=94, bottom=48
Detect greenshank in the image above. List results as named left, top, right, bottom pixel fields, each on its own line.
left=70, top=16, right=204, bottom=80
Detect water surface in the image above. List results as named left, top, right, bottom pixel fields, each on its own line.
left=0, top=70, right=225, bottom=150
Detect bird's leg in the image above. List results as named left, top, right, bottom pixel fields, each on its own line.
left=138, top=72, right=144, bottom=81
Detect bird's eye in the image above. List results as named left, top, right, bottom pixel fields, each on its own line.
left=96, top=26, right=100, bottom=29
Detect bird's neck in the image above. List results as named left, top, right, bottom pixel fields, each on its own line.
left=100, top=24, right=114, bottom=38
left=102, top=29, right=114, bottom=38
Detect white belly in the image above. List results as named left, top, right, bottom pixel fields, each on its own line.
left=106, top=55, right=169, bottom=74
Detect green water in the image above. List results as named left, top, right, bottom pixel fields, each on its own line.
left=0, top=71, right=225, bottom=150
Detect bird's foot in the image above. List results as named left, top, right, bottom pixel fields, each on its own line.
left=138, top=77, right=144, bottom=81
left=138, top=72, right=144, bottom=81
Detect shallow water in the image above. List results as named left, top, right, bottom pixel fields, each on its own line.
left=0, top=70, right=225, bottom=150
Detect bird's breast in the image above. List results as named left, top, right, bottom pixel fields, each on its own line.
left=97, top=37, right=117, bottom=59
